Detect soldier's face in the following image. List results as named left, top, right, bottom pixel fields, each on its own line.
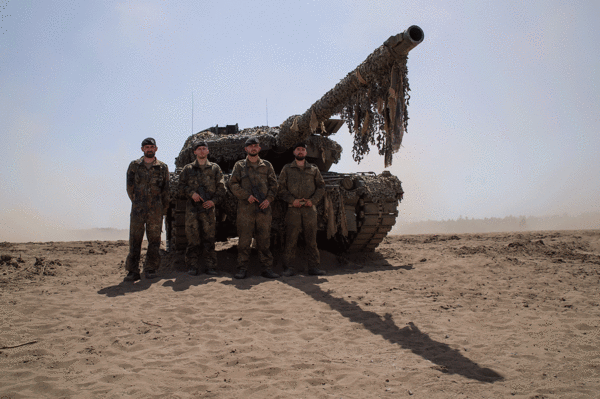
left=293, top=146, right=307, bottom=160
left=142, top=145, right=157, bottom=158
left=194, top=146, right=209, bottom=159
left=245, top=144, right=261, bottom=156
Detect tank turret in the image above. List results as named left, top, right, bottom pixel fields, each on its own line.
left=166, top=26, right=424, bottom=253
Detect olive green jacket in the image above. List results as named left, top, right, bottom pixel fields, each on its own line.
left=277, top=160, right=325, bottom=205
left=126, top=157, right=170, bottom=214
left=229, top=157, right=278, bottom=204
left=179, top=159, right=226, bottom=207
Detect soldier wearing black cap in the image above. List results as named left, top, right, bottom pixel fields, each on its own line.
left=228, top=137, right=279, bottom=279
left=178, top=140, right=226, bottom=276
left=124, top=137, right=170, bottom=282
left=277, top=142, right=326, bottom=276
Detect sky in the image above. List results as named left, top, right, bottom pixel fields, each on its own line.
left=0, top=0, right=599, bottom=239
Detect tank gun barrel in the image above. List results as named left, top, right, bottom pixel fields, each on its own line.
left=276, top=25, right=424, bottom=167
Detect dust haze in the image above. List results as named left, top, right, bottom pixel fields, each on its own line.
left=0, top=208, right=128, bottom=243
left=393, top=212, right=600, bottom=235
left=2, top=206, right=599, bottom=243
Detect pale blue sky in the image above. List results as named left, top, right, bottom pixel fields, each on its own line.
left=1, top=0, right=599, bottom=235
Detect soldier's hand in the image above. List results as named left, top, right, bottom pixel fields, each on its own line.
left=192, top=193, right=203, bottom=202
left=292, top=199, right=303, bottom=208
left=248, top=195, right=258, bottom=203
left=203, top=200, right=215, bottom=209
left=304, top=199, right=313, bottom=207
left=259, top=199, right=270, bottom=209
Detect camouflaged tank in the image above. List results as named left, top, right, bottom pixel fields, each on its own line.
left=166, top=25, right=424, bottom=253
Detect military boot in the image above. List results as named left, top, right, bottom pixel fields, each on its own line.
left=261, top=269, right=280, bottom=279
left=234, top=269, right=247, bottom=279
left=282, top=267, right=295, bottom=277
left=307, top=267, right=326, bottom=276
left=206, top=268, right=218, bottom=276
left=188, top=267, right=199, bottom=276
left=144, top=270, right=158, bottom=279
left=124, top=271, right=141, bottom=282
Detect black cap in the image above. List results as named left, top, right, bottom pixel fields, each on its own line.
left=141, top=137, right=156, bottom=146
left=193, top=140, right=208, bottom=151
left=293, top=142, right=306, bottom=150
left=245, top=137, right=260, bottom=147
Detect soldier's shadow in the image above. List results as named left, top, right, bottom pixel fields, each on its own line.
left=154, top=248, right=230, bottom=292
left=97, top=248, right=221, bottom=296
left=97, top=278, right=158, bottom=297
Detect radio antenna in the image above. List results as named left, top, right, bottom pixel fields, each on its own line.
left=192, top=92, right=194, bottom=135
left=266, top=99, right=268, bottom=127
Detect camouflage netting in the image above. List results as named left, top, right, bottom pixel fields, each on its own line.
left=306, top=134, right=343, bottom=164
left=357, top=173, right=404, bottom=202
left=276, top=45, right=412, bottom=168
left=341, top=56, right=410, bottom=167
left=169, top=170, right=181, bottom=200
left=317, top=172, right=404, bottom=240
left=175, top=127, right=278, bottom=169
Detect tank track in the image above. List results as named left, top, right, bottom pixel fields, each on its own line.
left=321, top=172, right=401, bottom=253
left=346, top=198, right=398, bottom=252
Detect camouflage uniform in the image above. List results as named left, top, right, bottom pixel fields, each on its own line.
left=179, top=159, right=226, bottom=271
left=228, top=157, right=278, bottom=271
left=126, top=157, right=170, bottom=273
left=278, top=160, right=325, bottom=270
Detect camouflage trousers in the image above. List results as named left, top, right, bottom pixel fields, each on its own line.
left=236, top=201, right=273, bottom=270
left=282, top=207, right=320, bottom=269
left=185, top=207, right=217, bottom=270
left=126, top=207, right=163, bottom=273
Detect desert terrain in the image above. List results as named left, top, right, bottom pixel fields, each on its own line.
left=1, top=230, right=599, bottom=398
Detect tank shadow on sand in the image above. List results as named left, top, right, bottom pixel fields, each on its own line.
left=218, top=246, right=503, bottom=383
left=285, top=277, right=503, bottom=383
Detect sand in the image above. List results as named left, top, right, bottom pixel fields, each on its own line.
left=1, top=230, right=599, bottom=398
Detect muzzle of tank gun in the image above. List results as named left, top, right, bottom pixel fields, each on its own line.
left=384, top=25, right=425, bottom=57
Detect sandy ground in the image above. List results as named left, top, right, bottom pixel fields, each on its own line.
left=0, top=230, right=599, bottom=398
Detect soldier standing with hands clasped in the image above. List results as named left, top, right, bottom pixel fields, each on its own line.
left=278, top=142, right=326, bottom=276
left=179, top=140, right=226, bottom=276
left=228, top=137, right=279, bottom=279
left=124, top=137, right=170, bottom=282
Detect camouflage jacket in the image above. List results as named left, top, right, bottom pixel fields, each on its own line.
left=179, top=159, right=226, bottom=207
left=126, top=157, right=170, bottom=214
left=229, top=157, right=278, bottom=204
left=278, top=160, right=325, bottom=205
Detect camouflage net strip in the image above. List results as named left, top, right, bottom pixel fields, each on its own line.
left=307, top=134, right=343, bottom=165
left=341, top=56, right=410, bottom=167
left=357, top=173, right=404, bottom=202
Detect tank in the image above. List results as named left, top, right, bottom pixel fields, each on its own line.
left=166, top=25, right=424, bottom=253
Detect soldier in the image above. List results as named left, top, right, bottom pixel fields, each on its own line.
left=179, top=140, right=226, bottom=276
left=124, top=137, right=170, bottom=282
left=228, top=137, right=279, bottom=279
left=278, top=142, right=326, bottom=276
